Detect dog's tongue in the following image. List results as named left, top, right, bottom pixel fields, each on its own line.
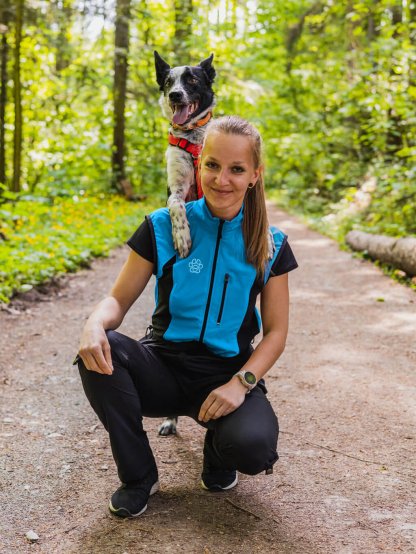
left=173, top=105, right=193, bottom=125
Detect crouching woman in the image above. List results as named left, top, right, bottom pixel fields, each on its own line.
left=75, top=115, right=298, bottom=517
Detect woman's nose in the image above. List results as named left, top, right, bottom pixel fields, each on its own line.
left=216, top=169, right=230, bottom=186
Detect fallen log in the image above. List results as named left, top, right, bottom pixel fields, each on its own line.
left=345, top=231, right=416, bottom=276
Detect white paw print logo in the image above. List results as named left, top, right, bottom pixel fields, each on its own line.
left=189, top=258, right=203, bottom=274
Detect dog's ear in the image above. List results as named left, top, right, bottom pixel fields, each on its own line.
left=199, top=54, right=216, bottom=83
left=154, top=51, right=171, bottom=90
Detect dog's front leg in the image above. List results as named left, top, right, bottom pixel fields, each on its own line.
left=167, top=148, right=195, bottom=258
left=168, top=193, right=192, bottom=257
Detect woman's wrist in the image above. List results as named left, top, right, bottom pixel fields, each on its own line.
left=230, top=374, right=251, bottom=394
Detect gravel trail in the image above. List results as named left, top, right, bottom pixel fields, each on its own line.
left=1, top=204, right=415, bottom=553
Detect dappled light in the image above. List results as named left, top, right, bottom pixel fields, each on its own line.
left=1, top=2, right=416, bottom=553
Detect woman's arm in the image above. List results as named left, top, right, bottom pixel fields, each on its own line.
left=198, top=273, right=289, bottom=422
left=238, top=271, right=289, bottom=381
left=78, top=251, right=154, bottom=375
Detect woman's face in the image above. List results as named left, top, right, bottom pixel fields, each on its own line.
left=200, top=131, right=261, bottom=220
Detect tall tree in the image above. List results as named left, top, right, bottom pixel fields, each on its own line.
left=173, top=0, right=193, bottom=64
left=112, top=0, right=133, bottom=197
left=0, top=1, right=9, bottom=186
left=12, top=0, right=23, bottom=193
left=54, top=0, right=73, bottom=72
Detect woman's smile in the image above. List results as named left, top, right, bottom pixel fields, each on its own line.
left=210, top=187, right=233, bottom=195
left=200, top=131, right=261, bottom=220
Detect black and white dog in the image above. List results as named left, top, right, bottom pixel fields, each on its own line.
left=153, top=53, right=275, bottom=437
left=154, top=50, right=216, bottom=259
left=154, top=52, right=216, bottom=437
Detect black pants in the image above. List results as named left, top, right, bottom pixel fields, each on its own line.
left=77, top=330, right=279, bottom=484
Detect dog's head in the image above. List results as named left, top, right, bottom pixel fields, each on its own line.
left=154, top=51, right=216, bottom=128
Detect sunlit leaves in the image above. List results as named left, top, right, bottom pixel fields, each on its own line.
left=0, top=195, right=157, bottom=303
left=1, top=0, right=415, bottom=302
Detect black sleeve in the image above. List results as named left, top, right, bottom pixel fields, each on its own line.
left=269, top=240, right=298, bottom=277
left=126, top=218, right=154, bottom=263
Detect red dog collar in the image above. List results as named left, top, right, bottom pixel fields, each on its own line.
left=168, top=134, right=203, bottom=199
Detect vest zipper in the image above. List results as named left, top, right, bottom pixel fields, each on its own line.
left=199, top=219, right=224, bottom=342
left=216, top=273, right=230, bottom=325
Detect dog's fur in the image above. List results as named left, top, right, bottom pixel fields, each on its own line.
left=154, top=52, right=216, bottom=437
left=153, top=53, right=274, bottom=437
left=154, top=51, right=216, bottom=258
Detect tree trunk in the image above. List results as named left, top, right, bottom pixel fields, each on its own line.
left=55, top=0, right=72, bottom=72
left=0, top=2, right=9, bottom=186
left=173, top=0, right=192, bottom=64
left=112, top=0, right=132, bottom=197
left=411, top=2, right=416, bottom=26
left=367, top=1, right=381, bottom=42
left=386, top=4, right=404, bottom=153
left=12, top=0, right=23, bottom=193
left=346, top=231, right=416, bottom=276
left=391, top=4, right=403, bottom=32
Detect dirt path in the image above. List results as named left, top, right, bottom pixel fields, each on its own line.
left=1, top=204, right=415, bottom=554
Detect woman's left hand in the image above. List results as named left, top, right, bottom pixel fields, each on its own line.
left=198, top=377, right=247, bottom=422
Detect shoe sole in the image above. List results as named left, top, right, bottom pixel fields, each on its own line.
left=109, top=481, right=160, bottom=518
left=200, top=473, right=238, bottom=492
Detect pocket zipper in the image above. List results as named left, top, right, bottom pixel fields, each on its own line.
left=217, top=273, right=230, bottom=325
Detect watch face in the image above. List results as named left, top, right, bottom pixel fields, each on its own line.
left=245, top=371, right=257, bottom=385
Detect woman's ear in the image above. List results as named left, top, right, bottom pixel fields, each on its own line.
left=253, top=164, right=263, bottom=185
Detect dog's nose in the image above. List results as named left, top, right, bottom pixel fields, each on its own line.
left=169, top=91, right=184, bottom=103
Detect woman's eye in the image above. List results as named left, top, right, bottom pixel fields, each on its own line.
left=205, top=161, right=217, bottom=168
left=232, top=166, right=245, bottom=173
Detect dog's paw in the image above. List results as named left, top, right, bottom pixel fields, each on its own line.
left=169, top=200, right=192, bottom=257
left=173, top=223, right=192, bottom=258
left=268, top=230, right=276, bottom=259
left=158, top=418, right=177, bottom=436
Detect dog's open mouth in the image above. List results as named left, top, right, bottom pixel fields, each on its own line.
left=171, top=102, right=199, bottom=125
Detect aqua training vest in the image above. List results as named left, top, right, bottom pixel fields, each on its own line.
left=146, top=198, right=287, bottom=357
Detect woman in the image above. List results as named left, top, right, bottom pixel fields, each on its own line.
left=76, top=116, right=298, bottom=518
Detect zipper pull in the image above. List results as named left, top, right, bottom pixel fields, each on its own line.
left=217, top=273, right=230, bottom=325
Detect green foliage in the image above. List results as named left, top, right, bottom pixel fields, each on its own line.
left=249, top=0, right=416, bottom=240
left=1, top=0, right=415, bottom=300
left=0, top=195, right=157, bottom=303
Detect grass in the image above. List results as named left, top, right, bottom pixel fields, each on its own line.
left=0, top=194, right=158, bottom=303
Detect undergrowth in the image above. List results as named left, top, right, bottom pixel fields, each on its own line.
left=0, top=194, right=157, bottom=303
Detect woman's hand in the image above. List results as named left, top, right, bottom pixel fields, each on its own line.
left=198, top=377, right=247, bottom=422
left=76, top=251, right=154, bottom=375
left=78, top=323, right=114, bottom=375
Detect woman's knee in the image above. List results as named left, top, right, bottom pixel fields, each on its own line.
left=105, top=330, right=130, bottom=366
left=76, top=333, right=129, bottom=394
left=215, top=427, right=278, bottom=475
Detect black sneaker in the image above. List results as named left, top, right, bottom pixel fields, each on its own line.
left=200, top=430, right=238, bottom=492
left=109, top=470, right=159, bottom=518
left=201, top=468, right=238, bottom=491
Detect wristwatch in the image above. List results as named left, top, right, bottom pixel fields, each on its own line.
left=235, top=370, right=257, bottom=392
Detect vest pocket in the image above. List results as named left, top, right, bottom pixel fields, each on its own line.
left=217, top=273, right=230, bottom=324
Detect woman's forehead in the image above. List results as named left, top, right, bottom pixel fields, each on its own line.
left=203, top=131, right=253, bottom=157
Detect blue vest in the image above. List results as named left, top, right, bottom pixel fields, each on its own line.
left=147, top=198, right=286, bottom=357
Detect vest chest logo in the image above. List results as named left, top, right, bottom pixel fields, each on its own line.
left=189, top=258, right=203, bottom=274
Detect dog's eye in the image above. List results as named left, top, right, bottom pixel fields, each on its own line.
left=188, top=77, right=198, bottom=85
left=165, top=78, right=173, bottom=87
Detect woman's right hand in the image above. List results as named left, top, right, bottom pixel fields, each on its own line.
left=76, top=251, right=154, bottom=375
left=78, top=323, right=114, bottom=375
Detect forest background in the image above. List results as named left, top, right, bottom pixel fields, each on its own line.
left=0, top=0, right=415, bottom=303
